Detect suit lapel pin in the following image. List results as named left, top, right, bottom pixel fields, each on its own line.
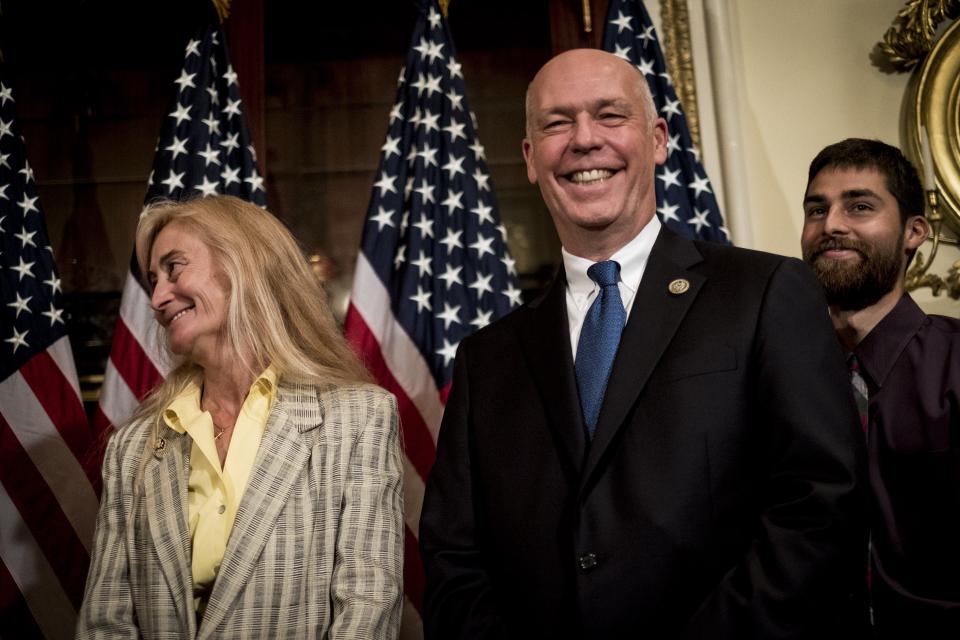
left=153, top=437, right=166, bottom=458
left=668, top=278, right=690, bottom=295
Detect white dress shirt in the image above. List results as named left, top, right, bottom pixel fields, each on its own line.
left=563, top=216, right=661, bottom=357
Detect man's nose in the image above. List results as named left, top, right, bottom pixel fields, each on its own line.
left=571, top=115, right=602, bottom=152
left=822, top=207, right=849, bottom=235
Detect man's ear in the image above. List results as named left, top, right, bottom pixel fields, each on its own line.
left=652, top=117, right=668, bottom=166
left=522, top=138, right=537, bottom=184
left=904, top=215, right=930, bottom=252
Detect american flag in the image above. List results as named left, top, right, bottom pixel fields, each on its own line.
left=95, top=23, right=266, bottom=436
left=0, top=70, right=99, bottom=639
left=604, top=0, right=729, bottom=243
left=343, top=0, right=520, bottom=632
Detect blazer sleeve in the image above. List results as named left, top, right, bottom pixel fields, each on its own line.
left=75, top=432, right=139, bottom=639
left=419, top=342, right=510, bottom=640
left=685, top=258, right=869, bottom=637
left=328, top=390, right=405, bottom=640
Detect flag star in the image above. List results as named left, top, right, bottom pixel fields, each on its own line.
left=168, top=102, right=192, bottom=125
left=381, top=135, right=401, bottom=159
left=661, top=98, right=682, bottom=120
left=660, top=71, right=673, bottom=86
left=42, top=303, right=65, bottom=326
left=0, top=214, right=5, bottom=230
left=667, top=133, right=681, bottom=155
left=7, top=292, right=31, bottom=317
left=437, top=303, right=462, bottom=330
left=18, top=194, right=39, bottom=214
left=247, top=144, right=257, bottom=162
left=473, top=168, right=491, bottom=191
left=687, top=146, right=701, bottom=162
left=439, top=263, right=463, bottom=288
left=19, top=161, right=34, bottom=183
left=469, top=140, right=486, bottom=161
left=373, top=171, right=397, bottom=197
left=0, top=185, right=6, bottom=203
left=223, top=98, right=242, bottom=118
left=404, top=176, right=415, bottom=198
left=613, top=43, right=631, bottom=61
left=442, top=154, right=466, bottom=179
left=501, top=254, right=517, bottom=276
left=411, top=73, right=430, bottom=96
left=417, top=145, right=439, bottom=167
left=396, top=65, right=406, bottom=86
left=419, top=110, right=440, bottom=133
left=406, top=144, right=418, bottom=165
left=195, top=176, right=220, bottom=197
left=688, top=208, right=712, bottom=233
left=173, top=70, right=196, bottom=91
left=442, top=190, right=464, bottom=215
left=425, top=42, right=445, bottom=64
left=0, top=151, right=10, bottom=168
left=201, top=114, right=221, bottom=135
left=222, top=64, right=238, bottom=86
left=389, top=101, right=404, bottom=125
left=610, top=10, right=633, bottom=33
left=148, top=169, right=154, bottom=185
left=413, top=37, right=431, bottom=58
left=469, top=272, right=494, bottom=297
left=244, top=170, right=265, bottom=192
left=220, top=166, right=240, bottom=187
left=502, top=283, right=523, bottom=307
left=657, top=167, right=682, bottom=189
left=636, top=58, right=655, bottom=77
left=719, top=225, right=731, bottom=239
left=471, top=308, right=493, bottom=330
left=440, top=228, right=463, bottom=253
left=0, top=82, right=13, bottom=105
left=15, top=227, right=37, bottom=248
left=185, top=38, right=201, bottom=56
left=658, top=202, right=681, bottom=223
left=446, top=88, right=464, bottom=111
left=413, top=217, right=435, bottom=238
left=688, top=175, right=713, bottom=198
left=220, top=132, right=240, bottom=152
left=443, top=119, right=467, bottom=142
left=206, top=86, right=220, bottom=105
left=496, top=223, right=508, bottom=239
left=409, top=285, right=432, bottom=312
left=12, top=257, right=35, bottom=281
left=411, top=251, right=433, bottom=277
left=415, top=181, right=436, bottom=204
left=5, top=327, right=29, bottom=353
left=394, top=244, right=407, bottom=269
left=165, top=136, right=189, bottom=158
left=0, top=119, right=13, bottom=139
left=371, top=206, right=395, bottom=231
left=399, top=211, right=410, bottom=233
left=471, top=202, right=494, bottom=225
left=446, top=58, right=463, bottom=79
left=44, top=275, right=62, bottom=294
left=162, top=169, right=186, bottom=192
left=638, top=25, right=656, bottom=45
left=427, top=6, right=442, bottom=29
left=197, top=143, right=221, bottom=166
left=469, top=233, right=495, bottom=258
left=437, top=338, right=459, bottom=367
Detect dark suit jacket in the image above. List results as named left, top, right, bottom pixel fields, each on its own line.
left=420, top=227, right=867, bottom=639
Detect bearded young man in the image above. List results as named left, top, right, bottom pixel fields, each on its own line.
left=801, top=138, right=960, bottom=638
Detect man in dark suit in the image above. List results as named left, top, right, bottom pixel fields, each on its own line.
left=420, top=49, right=866, bottom=639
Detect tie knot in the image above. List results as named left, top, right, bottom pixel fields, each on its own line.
left=846, top=353, right=860, bottom=373
left=587, top=260, right=621, bottom=288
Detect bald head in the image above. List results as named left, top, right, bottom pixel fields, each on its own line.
left=525, top=49, right=657, bottom=138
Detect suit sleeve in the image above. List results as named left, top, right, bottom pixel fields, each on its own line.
left=419, top=341, right=510, bottom=639
left=685, top=258, right=869, bottom=637
left=75, top=433, right=139, bottom=639
left=329, top=390, right=405, bottom=640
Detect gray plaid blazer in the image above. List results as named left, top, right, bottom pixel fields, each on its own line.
left=77, top=381, right=404, bottom=639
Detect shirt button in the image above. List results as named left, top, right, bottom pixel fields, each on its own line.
left=218, top=504, right=226, bottom=514
left=578, top=553, right=598, bottom=572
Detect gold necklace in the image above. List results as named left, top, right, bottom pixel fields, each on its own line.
left=214, top=423, right=235, bottom=440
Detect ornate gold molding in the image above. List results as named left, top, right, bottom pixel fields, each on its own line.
left=660, top=0, right=701, bottom=151
left=875, top=0, right=959, bottom=72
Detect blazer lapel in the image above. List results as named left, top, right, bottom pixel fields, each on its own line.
left=580, top=228, right=705, bottom=492
left=198, top=381, right=318, bottom=636
left=520, top=269, right=588, bottom=476
left=143, top=425, right=196, bottom=637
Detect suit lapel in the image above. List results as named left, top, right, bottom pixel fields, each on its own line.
left=520, top=269, right=588, bottom=477
left=143, top=425, right=196, bottom=637
left=580, top=228, right=705, bottom=492
left=198, top=381, right=317, bottom=637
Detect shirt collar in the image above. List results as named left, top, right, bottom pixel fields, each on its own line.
left=163, top=364, right=279, bottom=433
left=854, top=294, right=927, bottom=388
left=562, top=215, right=661, bottom=306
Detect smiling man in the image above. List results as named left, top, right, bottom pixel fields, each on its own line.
left=420, top=49, right=866, bottom=638
left=801, top=138, right=960, bottom=638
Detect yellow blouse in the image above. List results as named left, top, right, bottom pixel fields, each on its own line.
left=161, top=366, right=278, bottom=614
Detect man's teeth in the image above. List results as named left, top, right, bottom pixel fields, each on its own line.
left=569, top=169, right=614, bottom=184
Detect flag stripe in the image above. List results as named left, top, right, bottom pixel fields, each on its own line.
left=399, top=598, right=423, bottom=640
left=116, top=272, right=169, bottom=378
left=109, top=314, right=164, bottom=403
left=0, top=558, right=46, bottom=639
left=402, top=456, right=425, bottom=539
left=404, top=525, right=426, bottom=613
left=0, top=482, right=77, bottom=640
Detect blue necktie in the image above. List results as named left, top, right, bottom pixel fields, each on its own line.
left=575, top=260, right=627, bottom=437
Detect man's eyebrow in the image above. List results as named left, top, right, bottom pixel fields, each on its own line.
left=803, top=193, right=828, bottom=206
left=803, top=188, right=883, bottom=206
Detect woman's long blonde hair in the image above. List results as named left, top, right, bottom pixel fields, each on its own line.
left=125, top=196, right=370, bottom=485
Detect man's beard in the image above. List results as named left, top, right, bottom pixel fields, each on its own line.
left=803, top=236, right=903, bottom=311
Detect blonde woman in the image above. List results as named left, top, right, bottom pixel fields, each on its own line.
left=77, top=196, right=403, bottom=639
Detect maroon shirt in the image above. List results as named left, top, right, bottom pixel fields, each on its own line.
left=855, top=293, right=960, bottom=637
